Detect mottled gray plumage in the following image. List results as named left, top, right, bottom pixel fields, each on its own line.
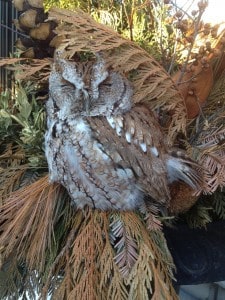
left=45, top=54, right=203, bottom=211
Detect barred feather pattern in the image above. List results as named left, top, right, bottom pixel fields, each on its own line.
left=45, top=54, right=205, bottom=211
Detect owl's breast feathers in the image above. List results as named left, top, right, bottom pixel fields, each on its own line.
left=46, top=116, right=144, bottom=210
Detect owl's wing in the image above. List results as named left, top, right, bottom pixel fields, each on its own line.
left=87, top=104, right=171, bottom=206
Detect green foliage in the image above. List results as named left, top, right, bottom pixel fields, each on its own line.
left=43, top=0, right=210, bottom=76
left=184, top=199, right=213, bottom=229
left=0, top=260, right=37, bottom=300
left=211, top=189, right=225, bottom=219
left=0, top=82, right=46, bottom=168
left=44, top=0, right=91, bottom=10
left=43, top=0, right=186, bottom=70
left=183, top=188, right=225, bottom=228
left=0, top=90, right=14, bottom=137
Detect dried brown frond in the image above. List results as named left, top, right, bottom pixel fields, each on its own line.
left=15, top=58, right=52, bottom=82
left=49, top=210, right=127, bottom=300
left=0, top=57, right=51, bottom=83
left=188, top=74, right=225, bottom=193
left=0, top=166, right=27, bottom=203
left=198, top=147, right=225, bottom=192
left=145, top=212, right=163, bottom=231
left=48, top=8, right=187, bottom=143
left=99, top=214, right=129, bottom=300
left=119, top=212, right=178, bottom=300
left=138, top=201, right=162, bottom=230
left=0, top=57, right=27, bottom=67
left=48, top=210, right=177, bottom=299
left=110, top=214, right=139, bottom=277
left=0, top=145, right=27, bottom=204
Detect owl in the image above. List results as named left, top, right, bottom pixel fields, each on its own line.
left=45, top=53, right=203, bottom=211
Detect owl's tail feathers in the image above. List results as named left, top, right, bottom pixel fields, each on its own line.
left=166, top=150, right=208, bottom=194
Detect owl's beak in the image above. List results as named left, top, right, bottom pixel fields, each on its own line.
left=85, top=97, right=90, bottom=114
left=82, top=89, right=90, bottom=114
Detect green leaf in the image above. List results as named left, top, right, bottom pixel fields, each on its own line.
left=0, top=109, right=12, bottom=129
left=15, top=86, right=32, bottom=122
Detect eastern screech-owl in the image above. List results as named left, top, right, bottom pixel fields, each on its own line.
left=45, top=53, right=202, bottom=211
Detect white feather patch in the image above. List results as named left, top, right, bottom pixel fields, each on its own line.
left=166, top=157, right=181, bottom=183
left=124, top=168, right=134, bottom=178
left=72, top=118, right=90, bottom=133
left=150, top=146, right=159, bottom=157
left=140, top=142, right=147, bottom=153
left=93, top=142, right=110, bottom=161
left=125, top=132, right=132, bottom=143
left=107, top=116, right=116, bottom=129
left=166, top=157, right=195, bottom=188
left=130, top=126, right=135, bottom=135
left=117, top=117, right=123, bottom=128
left=116, top=125, right=122, bottom=136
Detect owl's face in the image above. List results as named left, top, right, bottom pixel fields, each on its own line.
left=88, top=70, right=133, bottom=117
left=48, top=55, right=133, bottom=119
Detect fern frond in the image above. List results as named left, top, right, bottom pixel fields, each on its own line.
left=139, top=201, right=163, bottom=231
left=110, top=214, right=139, bottom=277
left=0, top=145, right=27, bottom=203
left=187, top=73, right=225, bottom=193
left=211, top=189, right=225, bottom=219
left=100, top=215, right=128, bottom=300
left=0, top=58, right=27, bottom=67
left=0, top=57, right=51, bottom=83
left=118, top=212, right=177, bottom=299
left=15, top=59, right=51, bottom=82
left=185, top=200, right=212, bottom=228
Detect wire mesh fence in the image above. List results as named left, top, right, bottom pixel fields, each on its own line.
left=0, top=0, right=18, bottom=91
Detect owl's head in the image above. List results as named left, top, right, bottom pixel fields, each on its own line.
left=88, top=67, right=133, bottom=117
left=49, top=53, right=133, bottom=118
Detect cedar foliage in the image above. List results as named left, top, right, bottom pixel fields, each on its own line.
left=1, top=0, right=225, bottom=299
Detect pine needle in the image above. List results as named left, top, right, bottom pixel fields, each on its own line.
left=0, top=176, right=60, bottom=271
